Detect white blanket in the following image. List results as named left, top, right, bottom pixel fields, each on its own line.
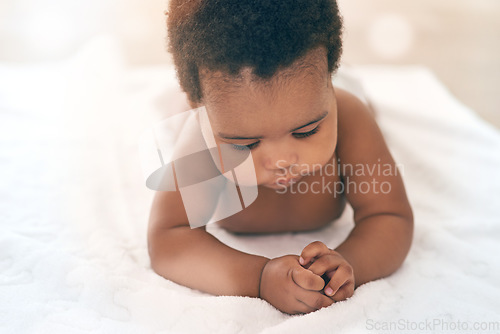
left=1, top=38, right=500, bottom=333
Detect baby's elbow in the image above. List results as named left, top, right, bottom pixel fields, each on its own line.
left=398, top=209, right=414, bottom=267
left=148, top=241, right=174, bottom=279
left=147, top=227, right=171, bottom=277
left=393, top=200, right=414, bottom=249
left=403, top=205, right=414, bottom=245
left=147, top=236, right=162, bottom=275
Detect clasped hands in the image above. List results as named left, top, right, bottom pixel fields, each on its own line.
left=259, top=241, right=355, bottom=315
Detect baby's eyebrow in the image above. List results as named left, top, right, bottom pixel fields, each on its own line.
left=218, top=111, right=328, bottom=140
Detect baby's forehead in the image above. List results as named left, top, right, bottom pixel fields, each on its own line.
left=200, top=66, right=329, bottom=106
left=199, top=45, right=329, bottom=96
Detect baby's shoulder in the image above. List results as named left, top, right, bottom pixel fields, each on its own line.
left=335, top=86, right=375, bottom=134
left=335, top=86, right=374, bottom=118
left=334, top=87, right=386, bottom=160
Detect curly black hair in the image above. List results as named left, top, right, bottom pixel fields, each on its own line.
left=167, top=0, right=343, bottom=104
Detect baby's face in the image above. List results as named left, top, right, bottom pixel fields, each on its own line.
left=200, top=50, right=337, bottom=189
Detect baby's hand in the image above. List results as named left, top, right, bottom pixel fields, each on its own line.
left=259, top=255, right=334, bottom=314
left=299, top=241, right=355, bottom=302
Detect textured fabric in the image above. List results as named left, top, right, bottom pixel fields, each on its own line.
left=1, top=38, right=499, bottom=333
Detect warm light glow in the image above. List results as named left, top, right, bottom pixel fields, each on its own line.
left=367, top=13, right=414, bottom=60
left=21, top=7, right=77, bottom=58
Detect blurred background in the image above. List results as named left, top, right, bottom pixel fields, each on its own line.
left=1, top=0, right=499, bottom=127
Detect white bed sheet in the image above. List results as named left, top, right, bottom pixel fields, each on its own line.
left=1, top=39, right=499, bottom=333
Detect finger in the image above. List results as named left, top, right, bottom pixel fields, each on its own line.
left=307, top=253, right=343, bottom=277
left=295, top=289, right=335, bottom=312
left=330, top=281, right=355, bottom=302
left=299, top=241, right=330, bottom=266
left=323, top=265, right=354, bottom=298
left=293, top=299, right=317, bottom=315
left=291, top=265, right=325, bottom=291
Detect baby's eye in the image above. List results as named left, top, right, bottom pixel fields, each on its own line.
left=231, top=141, right=260, bottom=150
left=292, top=125, right=320, bottom=139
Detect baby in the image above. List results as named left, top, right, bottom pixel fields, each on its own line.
left=147, top=0, right=413, bottom=315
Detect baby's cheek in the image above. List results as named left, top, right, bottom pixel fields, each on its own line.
left=253, top=156, right=271, bottom=177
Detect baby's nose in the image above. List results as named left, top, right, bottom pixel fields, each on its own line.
left=260, top=139, right=299, bottom=171
left=264, top=155, right=298, bottom=172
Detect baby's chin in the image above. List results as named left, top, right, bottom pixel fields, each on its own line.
left=261, top=182, right=288, bottom=190
left=259, top=175, right=303, bottom=190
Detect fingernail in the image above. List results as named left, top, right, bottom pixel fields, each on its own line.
left=299, top=257, right=305, bottom=265
left=325, top=287, right=333, bottom=296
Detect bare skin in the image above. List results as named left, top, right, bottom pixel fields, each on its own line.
left=147, top=47, right=413, bottom=315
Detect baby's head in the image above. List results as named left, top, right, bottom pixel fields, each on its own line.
left=167, top=0, right=343, bottom=188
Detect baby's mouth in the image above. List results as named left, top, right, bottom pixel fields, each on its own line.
left=274, top=176, right=301, bottom=187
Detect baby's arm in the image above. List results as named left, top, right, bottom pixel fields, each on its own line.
left=332, top=88, right=414, bottom=287
left=148, top=190, right=332, bottom=314
left=148, top=190, right=267, bottom=296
